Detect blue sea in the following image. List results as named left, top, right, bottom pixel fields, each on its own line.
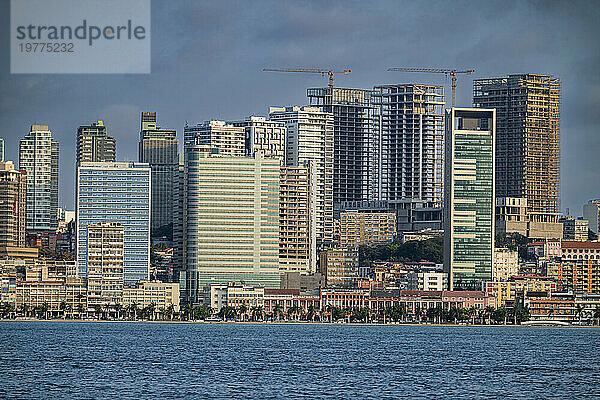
left=0, top=322, right=599, bottom=399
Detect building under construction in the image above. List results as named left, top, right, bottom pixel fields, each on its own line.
left=372, top=84, right=445, bottom=208
left=473, top=74, right=561, bottom=214
left=307, top=87, right=378, bottom=212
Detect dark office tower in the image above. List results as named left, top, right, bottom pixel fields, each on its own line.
left=473, top=74, right=561, bottom=214
left=307, top=87, right=378, bottom=212
left=76, top=121, right=116, bottom=165
left=372, top=84, right=445, bottom=207
left=0, top=161, right=27, bottom=248
left=138, top=112, right=179, bottom=235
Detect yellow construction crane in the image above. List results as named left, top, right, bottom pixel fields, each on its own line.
left=263, top=68, right=351, bottom=88
left=387, top=67, right=475, bottom=107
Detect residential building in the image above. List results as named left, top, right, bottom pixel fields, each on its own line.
left=123, top=281, right=180, bottom=313
left=182, top=147, right=280, bottom=304
left=559, top=216, right=589, bottom=241
left=444, top=108, right=496, bottom=290
left=395, top=199, right=443, bottom=233
left=319, top=247, right=359, bottom=288
left=493, top=248, right=519, bottom=281
left=202, top=284, right=229, bottom=312
left=14, top=277, right=87, bottom=318
left=19, top=124, right=59, bottom=231
left=226, top=284, right=265, bottom=309
left=269, top=106, right=334, bottom=245
left=525, top=292, right=574, bottom=322
left=583, top=199, right=600, bottom=234
left=279, top=164, right=317, bottom=274
left=372, top=84, right=445, bottom=207
left=138, top=112, right=179, bottom=233
left=484, top=276, right=557, bottom=308
left=406, top=271, right=447, bottom=291
left=231, top=116, right=286, bottom=160
left=264, top=288, right=320, bottom=315
left=279, top=271, right=325, bottom=292
left=473, top=74, right=561, bottom=215
left=339, top=210, right=396, bottom=247
left=555, top=241, right=600, bottom=294
left=527, top=239, right=562, bottom=259
left=184, top=120, right=245, bottom=156
left=0, top=161, right=26, bottom=248
left=307, top=87, right=378, bottom=209
left=76, top=162, right=151, bottom=284
left=86, top=222, right=124, bottom=310
left=76, top=120, right=116, bottom=165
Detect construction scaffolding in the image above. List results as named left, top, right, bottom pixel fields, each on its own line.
left=473, top=74, right=561, bottom=214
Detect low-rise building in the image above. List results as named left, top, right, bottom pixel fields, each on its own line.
left=406, top=271, right=447, bottom=291
left=493, top=248, right=519, bottom=281
left=123, top=281, right=180, bottom=313
left=484, top=275, right=557, bottom=308
left=560, top=217, right=588, bottom=241
left=525, top=292, right=575, bottom=322
left=320, top=247, right=359, bottom=288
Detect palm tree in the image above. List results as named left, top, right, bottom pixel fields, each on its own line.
left=21, top=304, right=30, bottom=318
left=41, top=302, right=49, bottom=320
left=593, top=306, right=600, bottom=326
left=94, top=304, right=102, bottom=320
left=114, top=304, right=123, bottom=320
left=575, top=304, right=584, bottom=325
left=238, top=304, right=248, bottom=322
left=103, top=303, right=111, bottom=320
left=59, top=301, right=67, bottom=319
left=166, top=304, right=175, bottom=321
left=65, top=304, right=72, bottom=319
left=485, top=306, right=495, bottom=325
left=273, top=303, right=283, bottom=321
left=77, top=303, right=85, bottom=319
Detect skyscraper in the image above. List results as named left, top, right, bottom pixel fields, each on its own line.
left=138, top=112, right=179, bottom=233
left=231, top=115, right=286, bottom=160
left=279, top=163, right=317, bottom=274
left=372, top=84, right=445, bottom=206
left=182, top=147, right=280, bottom=304
left=76, top=162, right=151, bottom=284
left=19, top=125, right=59, bottom=232
left=0, top=138, right=4, bottom=162
left=76, top=120, right=116, bottom=165
left=86, top=222, right=124, bottom=311
left=269, top=106, right=334, bottom=245
left=307, top=87, right=378, bottom=210
left=184, top=120, right=245, bottom=156
left=444, top=108, right=495, bottom=291
left=0, top=161, right=27, bottom=248
left=473, top=74, right=561, bottom=214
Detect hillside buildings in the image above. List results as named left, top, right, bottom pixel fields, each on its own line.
left=0, top=161, right=26, bottom=248
left=444, top=108, right=496, bottom=291
left=19, top=125, right=59, bottom=232
left=76, top=121, right=116, bottom=165
left=76, top=162, right=151, bottom=284
left=138, top=112, right=179, bottom=233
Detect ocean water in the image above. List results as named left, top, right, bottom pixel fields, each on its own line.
left=0, top=322, right=599, bottom=399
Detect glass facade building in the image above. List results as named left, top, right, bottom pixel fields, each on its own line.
left=76, top=162, right=151, bottom=284
left=182, top=147, right=280, bottom=304
left=444, top=108, right=496, bottom=291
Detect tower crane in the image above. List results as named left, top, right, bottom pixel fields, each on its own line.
left=263, top=68, right=351, bottom=88
left=387, top=67, right=475, bottom=107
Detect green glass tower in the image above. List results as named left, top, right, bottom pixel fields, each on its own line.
left=444, top=108, right=496, bottom=291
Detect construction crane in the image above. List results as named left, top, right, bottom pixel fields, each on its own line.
left=387, top=67, right=475, bottom=107
left=263, top=68, right=351, bottom=89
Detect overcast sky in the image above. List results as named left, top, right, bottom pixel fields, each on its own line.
left=1, top=0, right=598, bottom=212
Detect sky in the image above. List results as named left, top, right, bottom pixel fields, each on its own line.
left=0, top=0, right=598, bottom=213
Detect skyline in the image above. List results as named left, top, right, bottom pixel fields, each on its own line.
left=1, top=1, right=599, bottom=212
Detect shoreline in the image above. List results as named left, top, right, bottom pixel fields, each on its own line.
left=1, top=318, right=598, bottom=327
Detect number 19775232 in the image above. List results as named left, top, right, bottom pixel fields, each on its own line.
left=19, top=42, right=74, bottom=52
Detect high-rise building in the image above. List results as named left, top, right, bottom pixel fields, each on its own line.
left=0, top=138, right=4, bottom=162
left=473, top=74, right=561, bottom=214
left=269, top=106, right=334, bottom=245
left=230, top=116, right=286, bottom=160
left=279, top=164, right=317, bottom=274
left=76, top=162, right=151, bottom=284
left=76, top=121, right=116, bottom=165
left=307, top=88, right=378, bottom=209
left=184, top=120, right=245, bottom=156
left=19, top=125, right=59, bottom=232
left=559, top=217, right=588, bottom=241
left=319, top=247, right=359, bottom=288
left=444, top=108, right=496, bottom=291
left=182, top=147, right=280, bottom=304
left=583, top=199, right=600, bottom=234
left=172, top=153, right=185, bottom=282
left=0, top=161, right=27, bottom=248
left=339, top=210, right=396, bottom=247
left=372, top=84, right=445, bottom=207
left=138, top=112, right=179, bottom=233
left=86, top=222, right=124, bottom=310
